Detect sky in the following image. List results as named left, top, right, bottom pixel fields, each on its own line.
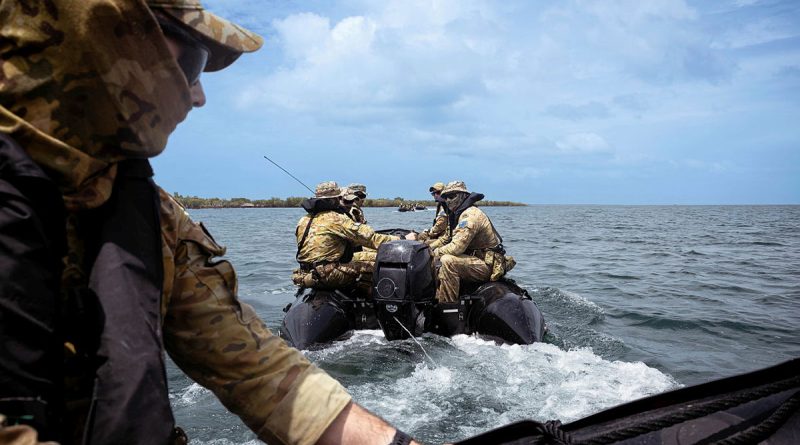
left=152, top=0, right=800, bottom=204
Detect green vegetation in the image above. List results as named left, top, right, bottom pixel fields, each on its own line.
left=173, top=193, right=526, bottom=209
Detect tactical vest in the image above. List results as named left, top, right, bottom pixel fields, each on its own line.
left=296, top=199, right=355, bottom=268
left=0, top=133, right=178, bottom=444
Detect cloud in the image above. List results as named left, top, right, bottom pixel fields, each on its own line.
left=556, top=133, right=611, bottom=153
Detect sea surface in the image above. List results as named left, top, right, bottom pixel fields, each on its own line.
left=167, top=205, right=800, bottom=444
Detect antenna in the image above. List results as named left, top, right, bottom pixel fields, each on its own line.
left=263, top=155, right=315, bottom=195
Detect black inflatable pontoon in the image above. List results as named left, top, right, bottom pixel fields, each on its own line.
left=279, top=239, right=546, bottom=349
left=455, top=357, right=800, bottom=444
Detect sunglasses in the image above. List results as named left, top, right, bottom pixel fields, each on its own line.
left=158, top=19, right=209, bottom=85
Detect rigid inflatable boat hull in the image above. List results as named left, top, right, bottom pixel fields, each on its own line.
left=280, top=290, right=378, bottom=350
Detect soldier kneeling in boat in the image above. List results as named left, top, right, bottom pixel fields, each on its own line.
left=293, top=181, right=415, bottom=292
left=429, top=181, right=516, bottom=303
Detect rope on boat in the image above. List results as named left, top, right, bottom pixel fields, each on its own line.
left=392, top=316, right=438, bottom=367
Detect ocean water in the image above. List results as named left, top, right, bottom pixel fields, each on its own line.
left=167, top=205, right=800, bottom=444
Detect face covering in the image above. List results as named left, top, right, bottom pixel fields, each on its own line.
left=443, top=192, right=467, bottom=212
left=0, top=0, right=193, bottom=210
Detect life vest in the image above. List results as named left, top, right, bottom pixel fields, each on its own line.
left=0, top=133, right=178, bottom=444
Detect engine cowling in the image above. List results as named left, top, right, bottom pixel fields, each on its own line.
left=372, top=240, right=436, bottom=340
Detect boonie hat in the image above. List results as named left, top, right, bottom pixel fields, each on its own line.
left=429, top=182, right=445, bottom=193
left=441, top=180, right=469, bottom=196
left=315, top=181, right=343, bottom=198
left=147, top=0, right=263, bottom=71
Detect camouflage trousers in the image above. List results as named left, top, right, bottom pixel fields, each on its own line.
left=292, top=261, right=374, bottom=291
left=436, top=254, right=491, bottom=303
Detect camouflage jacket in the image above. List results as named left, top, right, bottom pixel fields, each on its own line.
left=419, top=210, right=448, bottom=243
left=160, top=190, right=351, bottom=445
left=347, top=205, right=367, bottom=224
left=296, top=210, right=396, bottom=264
left=430, top=206, right=500, bottom=257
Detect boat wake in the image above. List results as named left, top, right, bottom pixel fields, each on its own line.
left=302, top=330, right=679, bottom=443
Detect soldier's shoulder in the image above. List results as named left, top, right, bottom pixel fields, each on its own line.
left=158, top=188, right=192, bottom=235
left=465, top=206, right=487, bottom=218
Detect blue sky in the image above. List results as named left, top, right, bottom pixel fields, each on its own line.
left=152, top=0, right=800, bottom=204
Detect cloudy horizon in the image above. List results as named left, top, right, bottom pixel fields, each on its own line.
left=153, top=0, right=800, bottom=204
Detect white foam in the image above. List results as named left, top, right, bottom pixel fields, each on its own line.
left=172, top=382, right=212, bottom=408
left=347, top=338, right=678, bottom=439
left=558, top=289, right=605, bottom=313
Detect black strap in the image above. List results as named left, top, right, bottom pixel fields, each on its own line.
left=388, top=429, right=413, bottom=445
left=486, top=216, right=504, bottom=251
left=433, top=203, right=442, bottom=225
left=295, top=214, right=317, bottom=262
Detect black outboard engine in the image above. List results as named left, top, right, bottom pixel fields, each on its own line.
left=373, top=240, right=436, bottom=340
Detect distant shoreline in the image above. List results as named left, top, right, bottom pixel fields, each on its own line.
left=172, top=193, right=527, bottom=209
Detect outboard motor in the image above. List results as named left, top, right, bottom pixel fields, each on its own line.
left=373, top=240, right=436, bottom=340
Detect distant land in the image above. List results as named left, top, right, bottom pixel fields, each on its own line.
left=173, top=193, right=526, bottom=209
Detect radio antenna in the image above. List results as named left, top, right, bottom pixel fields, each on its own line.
left=263, top=155, right=315, bottom=195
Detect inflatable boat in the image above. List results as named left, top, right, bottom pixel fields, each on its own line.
left=454, top=356, right=800, bottom=444
left=279, top=239, right=546, bottom=350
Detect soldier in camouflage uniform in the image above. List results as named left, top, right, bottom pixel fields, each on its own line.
left=347, top=183, right=368, bottom=223
left=429, top=181, right=515, bottom=303
left=417, top=182, right=449, bottom=244
left=0, top=1, right=420, bottom=444
left=293, top=182, right=404, bottom=291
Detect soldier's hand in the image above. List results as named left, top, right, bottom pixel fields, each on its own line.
left=404, top=231, right=418, bottom=241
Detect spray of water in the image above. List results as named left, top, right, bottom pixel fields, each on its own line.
left=393, top=316, right=438, bottom=367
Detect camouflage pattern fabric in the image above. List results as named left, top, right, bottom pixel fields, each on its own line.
left=146, top=0, right=263, bottom=71
left=159, top=190, right=352, bottom=445
left=418, top=210, right=448, bottom=243
left=295, top=211, right=396, bottom=264
left=1, top=2, right=352, bottom=443
left=292, top=260, right=374, bottom=291
left=437, top=255, right=491, bottom=303
left=294, top=210, right=397, bottom=289
left=0, top=0, right=192, bottom=211
left=430, top=207, right=502, bottom=302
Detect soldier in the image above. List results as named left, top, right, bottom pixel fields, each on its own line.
left=293, top=182, right=413, bottom=291
left=347, top=183, right=368, bottom=223
left=429, top=181, right=515, bottom=303
left=0, top=1, right=419, bottom=444
left=417, top=182, right=449, bottom=244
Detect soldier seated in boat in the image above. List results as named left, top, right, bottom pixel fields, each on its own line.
left=417, top=182, right=450, bottom=244
left=293, top=181, right=415, bottom=292
left=429, top=181, right=516, bottom=303
left=346, top=183, right=368, bottom=223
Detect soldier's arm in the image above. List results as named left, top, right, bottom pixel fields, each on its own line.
left=427, top=232, right=451, bottom=249
left=160, top=195, right=352, bottom=445
left=434, top=217, right=477, bottom=257
left=428, top=214, right=448, bottom=238
left=333, top=214, right=399, bottom=250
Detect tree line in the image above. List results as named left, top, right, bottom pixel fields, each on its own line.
left=173, top=193, right=526, bottom=209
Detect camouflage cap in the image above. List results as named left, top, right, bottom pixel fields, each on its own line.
left=347, top=183, right=367, bottom=196
left=429, top=182, right=445, bottom=193
left=341, top=187, right=358, bottom=201
left=146, top=0, right=264, bottom=72
left=315, top=181, right=343, bottom=198
left=441, top=180, right=469, bottom=195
